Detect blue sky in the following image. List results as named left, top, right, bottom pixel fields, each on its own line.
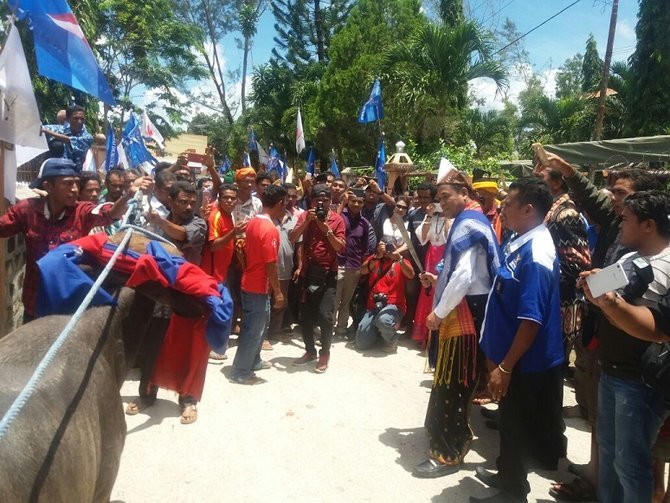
left=166, top=0, right=639, bottom=118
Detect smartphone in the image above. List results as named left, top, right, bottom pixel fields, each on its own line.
left=586, top=262, right=630, bottom=298
left=532, top=143, right=550, bottom=166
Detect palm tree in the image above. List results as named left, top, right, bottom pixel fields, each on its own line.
left=385, top=21, right=507, bottom=140
left=239, top=0, right=266, bottom=113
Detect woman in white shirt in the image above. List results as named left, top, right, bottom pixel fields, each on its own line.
left=411, top=202, right=451, bottom=348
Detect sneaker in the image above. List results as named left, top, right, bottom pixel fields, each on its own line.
left=314, top=354, right=329, bottom=373
left=261, top=340, right=273, bottom=351
left=293, top=352, right=317, bottom=366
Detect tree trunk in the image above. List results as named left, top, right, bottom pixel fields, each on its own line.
left=313, top=0, right=325, bottom=63
left=203, top=0, right=235, bottom=124
left=593, top=0, right=618, bottom=141
left=241, top=36, right=250, bottom=114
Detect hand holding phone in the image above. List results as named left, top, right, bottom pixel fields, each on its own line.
left=532, top=143, right=550, bottom=166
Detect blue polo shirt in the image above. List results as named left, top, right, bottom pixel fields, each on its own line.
left=481, top=224, right=564, bottom=374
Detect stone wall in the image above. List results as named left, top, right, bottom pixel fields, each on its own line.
left=3, top=229, right=26, bottom=336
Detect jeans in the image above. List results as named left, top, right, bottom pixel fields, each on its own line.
left=597, top=372, right=669, bottom=503
left=231, top=292, right=270, bottom=380
left=300, top=271, right=337, bottom=356
left=334, top=267, right=361, bottom=332
left=355, top=304, right=402, bottom=350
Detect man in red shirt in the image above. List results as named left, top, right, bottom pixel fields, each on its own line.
left=356, top=242, right=414, bottom=352
left=289, top=184, right=346, bottom=372
left=230, top=185, right=287, bottom=384
left=0, top=158, right=150, bottom=322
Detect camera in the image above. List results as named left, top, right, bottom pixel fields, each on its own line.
left=373, top=293, right=388, bottom=312
left=315, top=201, right=327, bottom=221
left=622, top=257, right=655, bottom=303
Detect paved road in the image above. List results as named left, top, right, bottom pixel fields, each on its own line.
left=112, top=333, right=590, bottom=503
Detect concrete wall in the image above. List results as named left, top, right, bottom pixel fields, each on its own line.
left=3, top=234, right=26, bottom=336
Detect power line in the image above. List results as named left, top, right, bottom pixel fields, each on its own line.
left=492, top=0, right=582, bottom=57
left=484, top=0, right=517, bottom=25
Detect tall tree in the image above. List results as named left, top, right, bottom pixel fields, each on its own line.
left=627, top=0, right=670, bottom=135
left=176, top=0, right=243, bottom=124
left=271, top=0, right=353, bottom=69
left=439, top=0, right=463, bottom=27
left=386, top=20, right=507, bottom=140
left=555, top=54, right=584, bottom=99
left=239, top=1, right=265, bottom=113
left=316, top=0, right=427, bottom=163
left=97, top=0, right=206, bottom=120
left=581, top=34, right=603, bottom=93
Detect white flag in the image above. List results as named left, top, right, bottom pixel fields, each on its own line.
left=257, top=143, right=269, bottom=165
left=141, top=110, right=165, bottom=150
left=117, top=143, right=130, bottom=171
left=0, top=22, right=48, bottom=202
left=295, top=108, right=305, bottom=154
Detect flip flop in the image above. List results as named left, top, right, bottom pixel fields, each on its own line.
left=549, top=477, right=597, bottom=502
left=180, top=404, right=198, bottom=425
left=125, top=396, right=155, bottom=416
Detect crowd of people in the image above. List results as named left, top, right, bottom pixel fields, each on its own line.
left=2, top=105, right=670, bottom=502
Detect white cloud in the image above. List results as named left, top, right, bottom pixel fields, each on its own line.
left=616, top=20, right=635, bottom=43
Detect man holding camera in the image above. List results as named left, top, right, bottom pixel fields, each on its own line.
left=289, top=184, right=346, bottom=373
left=355, top=241, right=414, bottom=352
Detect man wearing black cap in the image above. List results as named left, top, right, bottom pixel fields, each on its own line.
left=0, top=158, right=150, bottom=322
left=289, top=184, right=346, bottom=372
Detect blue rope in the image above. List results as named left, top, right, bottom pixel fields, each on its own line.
left=0, top=196, right=142, bottom=440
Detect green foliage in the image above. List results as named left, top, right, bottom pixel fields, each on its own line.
left=581, top=34, right=603, bottom=93
left=385, top=20, right=508, bottom=140
left=438, top=0, right=463, bottom=27
left=405, top=139, right=505, bottom=178
left=555, top=53, right=583, bottom=99
left=627, top=0, right=670, bottom=135
left=97, top=0, right=207, bottom=112
left=271, top=0, right=353, bottom=68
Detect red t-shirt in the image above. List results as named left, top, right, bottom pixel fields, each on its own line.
left=242, top=214, right=280, bottom=294
left=366, top=258, right=410, bottom=312
left=201, top=205, right=235, bottom=283
left=297, top=210, right=346, bottom=272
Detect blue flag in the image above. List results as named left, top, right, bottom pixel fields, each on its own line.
left=104, top=121, right=118, bottom=172
left=121, top=112, right=156, bottom=172
left=330, top=153, right=340, bottom=177
left=248, top=129, right=258, bottom=152
left=243, top=151, right=252, bottom=167
left=306, top=147, right=315, bottom=176
left=375, top=139, right=387, bottom=190
left=267, top=145, right=281, bottom=177
left=218, top=156, right=231, bottom=174
left=358, top=79, right=384, bottom=124
left=11, top=0, right=116, bottom=105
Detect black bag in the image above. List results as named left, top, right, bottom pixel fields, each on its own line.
left=641, top=342, right=670, bottom=403
left=349, top=261, right=393, bottom=328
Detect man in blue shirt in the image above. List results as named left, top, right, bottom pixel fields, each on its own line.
left=42, top=104, right=94, bottom=167
left=472, top=178, right=565, bottom=503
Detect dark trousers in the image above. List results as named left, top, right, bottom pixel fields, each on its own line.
left=136, top=310, right=170, bottom=399
left=300, top=271, right=337, bottom=356
left=497, top=365, right=566, bottom=497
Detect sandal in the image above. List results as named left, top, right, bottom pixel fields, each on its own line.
left=125, top=396, right=155, bottom=416
left=180, top=403, right=198, bottom=425
left=549, top=477, right=597, bottom=502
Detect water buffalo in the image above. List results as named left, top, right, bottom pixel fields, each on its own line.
left=0, top=283, right=206, bottom=503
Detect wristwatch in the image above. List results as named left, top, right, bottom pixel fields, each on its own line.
left=326, top=229, right=334, bottom=237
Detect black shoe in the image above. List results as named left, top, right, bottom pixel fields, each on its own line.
left=413, top=458, right=460, bottom=478
left=485, top=419, right=499, bottom=431
left=480, top=408, right=499, bottom=421
left=469, top=491, right=527, bottom=503
left=474, top=466, right=501, bottom=489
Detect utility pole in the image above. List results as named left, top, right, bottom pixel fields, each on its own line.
left=593, top=0, right=619, bottom=141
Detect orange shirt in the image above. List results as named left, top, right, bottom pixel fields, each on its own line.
left=242, top=214, right=279, bottom=294
left=201, top=205, right=235, bottom=283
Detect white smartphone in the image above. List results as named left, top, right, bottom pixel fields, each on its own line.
left=586, top=262, right=630, bottom=298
